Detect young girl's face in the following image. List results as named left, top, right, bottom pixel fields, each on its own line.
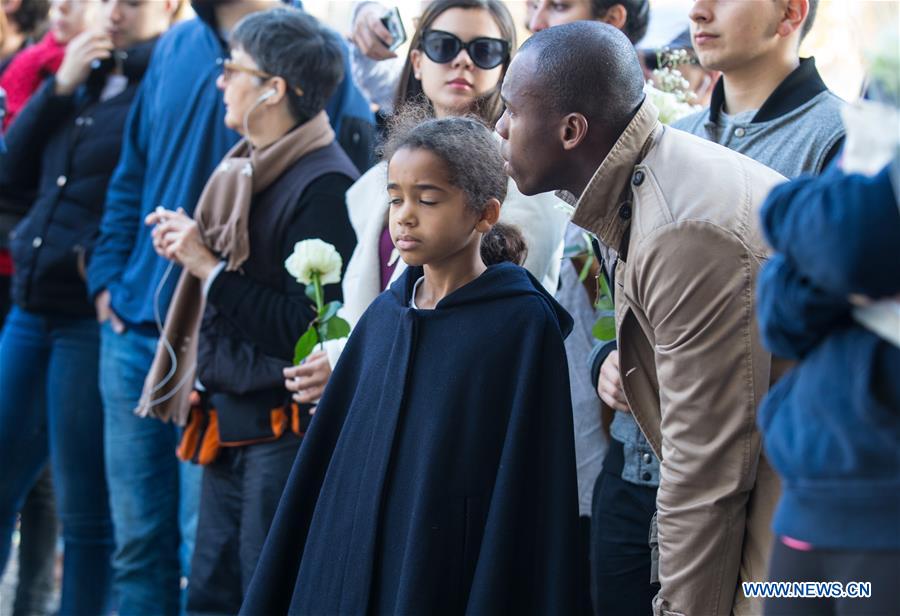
left=387, top=147, right=483, bottom=268
left=410, top=7, right=506, bottom=119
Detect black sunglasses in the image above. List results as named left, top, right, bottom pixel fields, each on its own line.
left=420, top=30, right=509, bottom=70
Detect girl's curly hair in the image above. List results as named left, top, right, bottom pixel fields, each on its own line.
left=383, top=108, right=527, bottom=266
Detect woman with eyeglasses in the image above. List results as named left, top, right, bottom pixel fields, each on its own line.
left=142, top=8, right=360, bottom=613
left=283, top=0, right=568, bottom=421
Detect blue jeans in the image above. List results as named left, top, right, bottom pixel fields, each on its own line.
left=0, top=306, right=113, bottom=615
left=99, top=322, right=201, bottom=616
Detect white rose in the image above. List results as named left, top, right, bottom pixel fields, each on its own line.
left=284, top=239, right=343, bottom=286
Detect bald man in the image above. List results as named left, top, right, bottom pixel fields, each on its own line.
left=497, top=21, right=790, bottom=616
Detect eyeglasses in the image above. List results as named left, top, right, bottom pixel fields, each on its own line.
left=420, top=30, right=509, bottom=70
left=219, top=59, right=304, bottom=96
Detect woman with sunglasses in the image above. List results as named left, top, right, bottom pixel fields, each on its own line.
left=284, top=0, right=568, bottom=414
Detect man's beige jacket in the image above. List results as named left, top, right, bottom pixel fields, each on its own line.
left=571, top=100, right=791, bottom=616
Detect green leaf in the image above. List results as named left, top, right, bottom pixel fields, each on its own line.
left=322, top=315, right=351, bottom=341
left=293, top=327, right=319, bottom=365
left=320, top=300, right=342, bottom=322
left=592, top=313, right=616, bottom=341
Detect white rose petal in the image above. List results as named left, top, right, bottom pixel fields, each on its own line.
left=284, top=239, right=343, bottom=286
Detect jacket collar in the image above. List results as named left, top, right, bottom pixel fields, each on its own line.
left=121, top=37, right=157, bottom=82
left=571, top=98, right=660, bottom=253
left=708, top=57, right=828, bottom=124
left=84, top=37, right=157, bottom=100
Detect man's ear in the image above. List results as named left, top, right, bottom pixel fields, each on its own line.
left=777, top=0, right=808, bottom=39
left=600, top=4, right=628, bottom=30
left=560, top=113, right=589, bottom=151
left=475, top=198, right=502, bottom=232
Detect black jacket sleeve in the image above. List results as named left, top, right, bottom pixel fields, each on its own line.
left=0, top=77, right=76, bottom=194
left=206, top=172, right=358, bottom=359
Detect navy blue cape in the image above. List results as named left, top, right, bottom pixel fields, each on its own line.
left=241, top=263, right=579, bottom=615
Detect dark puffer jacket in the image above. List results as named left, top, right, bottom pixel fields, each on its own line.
left=0, top=38, right=156, bottom=317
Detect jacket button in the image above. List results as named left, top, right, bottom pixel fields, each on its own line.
left=75, top=117, right=84, bottom=126
left=632, top=170, right=645, bottom=186
left=734, top=127, right=746, bottom=137
left=56, top=175, right=67, bottom=187
left=642, top=472, right=652, bottom=481
left=642, top=453, right=652, bottom=464
left=32, top=236, right=43, bottom=248
left=618, top=204, right=632, bottom=220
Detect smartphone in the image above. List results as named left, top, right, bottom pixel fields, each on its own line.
left=380, top=7, right=407, bottom=52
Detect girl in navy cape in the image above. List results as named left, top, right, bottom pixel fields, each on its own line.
left=241, top=115, right=579, bottom=615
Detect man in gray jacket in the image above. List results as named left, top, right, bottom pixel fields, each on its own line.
left=675, top=0, right=844, bottom=176
left=497, top=22, right=789, bottom=615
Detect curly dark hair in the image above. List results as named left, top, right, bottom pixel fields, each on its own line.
left=480, top=222, right=527, bottom=265
left=8, top=0, right=49, bottom=36
left=383, top=109, right=527, bottom=266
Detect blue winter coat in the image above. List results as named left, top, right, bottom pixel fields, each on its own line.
left=756, top=161, right=900, bottom=550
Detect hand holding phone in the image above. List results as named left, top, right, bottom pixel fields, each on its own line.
left=351, top=3, right=405, bottom=61
left=380, top=7, right=407, bottom=53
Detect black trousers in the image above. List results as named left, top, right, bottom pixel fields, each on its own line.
left=590, top=439, right=659, bottom=616
left=187, top=432, right=302, bottom=615
left=765, top=539, right=900, bottom=615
